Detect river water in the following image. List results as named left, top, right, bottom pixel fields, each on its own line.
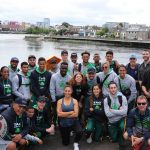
left=0, top=34, right=144, bottom=67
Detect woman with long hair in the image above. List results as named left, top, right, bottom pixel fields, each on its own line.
left=86, top=84, right=106, bottom=143
left=57, top=84, right=82, bottom=150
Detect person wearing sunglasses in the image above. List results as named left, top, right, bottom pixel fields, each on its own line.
left=125, top=95, right=150, bottom=150
left=96, top=61, right=117, bottom=97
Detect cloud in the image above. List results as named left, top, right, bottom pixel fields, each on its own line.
left=0, top=0, right=150, bottom=26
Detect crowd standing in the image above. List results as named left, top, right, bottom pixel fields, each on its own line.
left=0, top=49, right=150, bottom=150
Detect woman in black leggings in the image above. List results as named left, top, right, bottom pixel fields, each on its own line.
left=57, top=84, right=82, bottom=150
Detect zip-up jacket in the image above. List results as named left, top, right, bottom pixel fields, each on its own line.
left=127, top=107, right=150, bottom=140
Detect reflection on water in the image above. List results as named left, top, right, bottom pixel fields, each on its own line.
left=0, top=34, right=144, bottom=66
left=26, top=40, right=43, bottom=51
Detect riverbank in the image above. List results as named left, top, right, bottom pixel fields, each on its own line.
left=25, top=35, right=150, bottom=48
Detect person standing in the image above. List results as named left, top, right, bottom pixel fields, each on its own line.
left=93, top=53, right=102, bottom=73
left=8, top=57, right=19, bottom=82
left=12, top=62, right=31, bottom=101
left=0, top=66, right=13, bottom=112
left=28, top=55, right=37, bottom=75
left=30, top=57, right=51, bottom=105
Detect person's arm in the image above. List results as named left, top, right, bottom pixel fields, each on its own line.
left=110, top=96, right=128, bottom=116
left=50, top=75, right=56, bottom=102
left=104, top=98, right=116, bottom=118
left=126, top=110, right=135, bottom=137
left=128, top=78, right=137, bottom=104
left=57, top=99, right=74, bottom=117
left=12, top=75, right=25, bottom=99
left=30, top=72, right=40, bottom=97
left=68, top=99, right=79, bottom=118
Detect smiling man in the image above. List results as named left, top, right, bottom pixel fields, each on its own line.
left=126, top=95, right=150, bottom=150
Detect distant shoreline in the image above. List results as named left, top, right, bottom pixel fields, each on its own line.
left=25, top=35, right=150, bottom=49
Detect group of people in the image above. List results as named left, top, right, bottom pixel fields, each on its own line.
left=0, top=49, right=150, bottom=150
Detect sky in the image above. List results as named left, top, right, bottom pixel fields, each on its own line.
left=0, top=0, right=150, bottom=26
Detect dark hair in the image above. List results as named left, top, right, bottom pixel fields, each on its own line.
left=90, top=84, right=103, bottom=108
left=108, top=81, right=117, bottom=88
left=81, top=51, right=90, bottom=56
left=21, top=62, right=28, bottom=68
left=28, top=55, right=36, bottom=60
left=64, top=83, right=73, bottom=91
left=143, top=49, right=150, bottom=53
left=0, top=66, right=8, bottom=72
left=106, top=50, right=113, bottom=56
left=119, top=64, right=126, bottom=70
left=61, top=50, right=68, bottom=55
left=60, top=62, right=68, bottom=66
left=38, top=57, right=46, bottom=62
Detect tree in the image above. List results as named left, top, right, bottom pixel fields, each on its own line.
left=61, top=22, right=71, bottom=28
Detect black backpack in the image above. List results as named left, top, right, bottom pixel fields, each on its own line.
left=107, top=95, right=123, bottom=109
left=17, top=74, right=22, bottom=89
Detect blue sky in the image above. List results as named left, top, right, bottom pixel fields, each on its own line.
left=0, top=0, right=150, bottom=26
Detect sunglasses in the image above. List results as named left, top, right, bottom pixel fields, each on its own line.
left=137, top=103, right=147, bottom=106
left=102, top=66, right=108, bottom=69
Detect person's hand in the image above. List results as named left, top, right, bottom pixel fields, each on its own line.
left=133, top=137, right=143, bottom=146
left=90, top=108, right=94, bottom=112
left=131, top=135, right=136, bottom=146
left=12, top=134, right=22, bottom=142
left=145, top=92, right=150, bottom=98
left=120, top=106, right=123, bottom=110
left=109, top=108, right=112, bottom=112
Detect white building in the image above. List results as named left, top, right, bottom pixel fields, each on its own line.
left=43, top=18, right=50, bottom=28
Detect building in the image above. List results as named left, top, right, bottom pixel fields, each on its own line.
left=102, top=22, right=129, bottom=29
left=43, top=18, right=50, bottom=28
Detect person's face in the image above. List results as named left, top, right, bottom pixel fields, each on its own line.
left=10, top=61, right=19, bottom=69
left=37, top=101, right=46, bottom=110
left=93, top=55, right=100, bottom=63
left=51, top=63, right=57, bottom=69
left=75, top=74, right=83, bottom=83
left=26, top=108, right=34, bottom=118
left=21, top=65, right=28, bottom=74
left=71, top=57, right=77, bottom=64
left=102, top=64, right=109, bottom=74
left=142, top=51, right=150, bottom=62
left=38, top=60, right=46, bottom=71
left=60, top=64, right=68, bottom=76
left=93, top=86, right=101, bottom=97
left=1, top=67, right=9, bottom=79
left=13, top=103, right=25, bottom=116
left=119, top=67, right=126, bottom=78
left=88, top=72, right=95, bottom=80
left=64, top=87, right=72, bottom=98
left=61, top=54, right=68, bottom=62
left=130, top=58, right=137, bottom=66
left=28, top=58, right=36, bottom=67
left=82, top=54, right=90, bottom=63
left=109, top=84, right=117, bottom=95
left=106, top=54, right=113, bottom=62
left=137, top=98, right=147, bottom=112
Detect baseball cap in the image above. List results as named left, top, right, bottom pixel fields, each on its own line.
left=37, top=96, right=47, bottom=102
left=130, top=54, right=137, bottom=59
left=61, top=50, right=68, bottom=55
left=87, top=67, right=96, bottom=73
left=15, top=97, right=27, bottom=107
left=28, top=55, right=36, bottom=59
left=10, top=57, right=19, bottom=62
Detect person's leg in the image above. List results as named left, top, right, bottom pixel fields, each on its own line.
left=6, top=141, right=16, bottom=150
left=93, top=120, right=103, bottom=142
left=108, top=121, right=118, bottom=142
left=59, top=126, right=71, bottom=146
left=51, top=101, right=57, bottom=126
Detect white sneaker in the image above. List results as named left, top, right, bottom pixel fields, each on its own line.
left=86, top=135, right=92, bottom=144
left=73, top=142, right=79, bottom=150
left=70, top=131, right=74, bottom=137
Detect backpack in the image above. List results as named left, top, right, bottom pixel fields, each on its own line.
left=17, top=74, right=22, bottom=89
left=107, top=95, right=123, bottom=109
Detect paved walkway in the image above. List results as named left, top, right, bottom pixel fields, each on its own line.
left=30, top=130, right=132, bottom=150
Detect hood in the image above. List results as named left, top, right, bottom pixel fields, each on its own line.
left=35, top=67, right=46, bottom=74
left=8, top=65, right=19, bottom=72
left=18, top=71, right=30, bottom=78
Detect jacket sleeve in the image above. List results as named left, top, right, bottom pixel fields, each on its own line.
left=20, top=115, right=29, bottom=137
left=128, top=78, right=137, bottom=104
left=50, top=75, right=56, bottom=102
left=104, top=98, right=116, bottom=118
left=126, top=109, right=135, bottom=137
left=111, top=95, right=128, bottom=116
left=12, top=75, right=25, bottom=99
left=30, top=72, right=40, bottom=97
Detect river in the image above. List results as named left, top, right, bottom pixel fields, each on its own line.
left=0, top=34, right=144, bottom=67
